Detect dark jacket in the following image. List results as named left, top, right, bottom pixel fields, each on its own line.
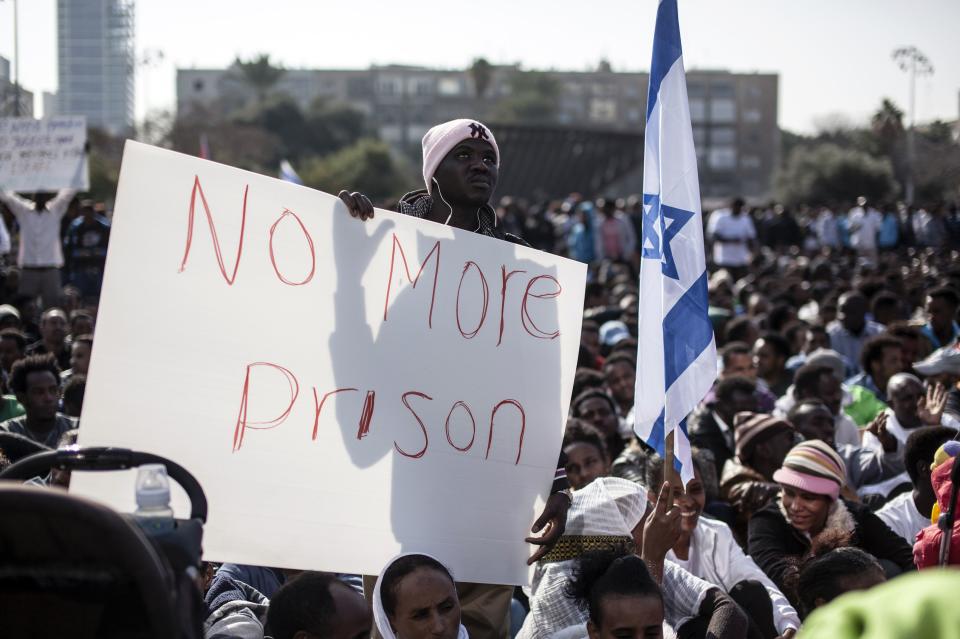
left=688, top=407, right=735, bottom=477
left=747, top=498, right=915, bottom=607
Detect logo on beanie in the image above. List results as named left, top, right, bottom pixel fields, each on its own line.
left=468, top=122, right=489, bottom=141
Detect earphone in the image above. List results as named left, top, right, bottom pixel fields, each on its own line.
left=431, top=177, right=487, bottom=232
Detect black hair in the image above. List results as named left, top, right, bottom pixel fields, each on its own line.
left=9, top=353, right=61, bottom=396
left=566, top=545, right=662, bottom=626
left=797, top=547, right=883, bottom=617
left=808, top=324, right=828, bottom=337
left=871, top=291, right=899, bottom=315
left=859, top=335, right=901, bottom=377
left=62, top=374, right=86, bottom=415
left=643, top=449, right=710, bottom=490
left=610, top=338, right=638, bottom=356
left=0, top=328, right=26, bottom=352
left=757, top=332, right=791, bottom=360
left=720, top=341, right=751, bottom=368
left=379, top=554, right=455, bottom=618
left=767, top=305, right=796, bottom=334
left=603, top=352, right=636, bottom=370
left=724, top=317, right=757, bottom=345
left=582, top=319, right=600, bottom=333
left=572, top=388, right=619, bottom=417
left=904, top=426, right=956, bottom=485
left=928, top=286, right=960, bottom=308
left=267, top=572, right=344, bottom=639
left=793, top=364, right=835, bottom=399
left=563, top=419, right=609, bottom=459
left=885, top=321, right=921, bottom=342
left=573, top=368, right=607, bottom=398
left=787, top=399, right=831, bottom=425
left=715, top=376, right=756, bottom=404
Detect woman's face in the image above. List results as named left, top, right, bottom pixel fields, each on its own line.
left=587, top=594, right=664, bottom=639
left=564, top=441, right=611, bottom=490
left=780, top=484, right=832, bottom=534
left=389, top=567, right=460, bottom=639
left=645, top=467, right=705, bottom=534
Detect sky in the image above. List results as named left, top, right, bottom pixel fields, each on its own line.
left=2, top=0, right=959, bottom=133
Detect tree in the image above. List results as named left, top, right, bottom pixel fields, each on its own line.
left=491, top=70, right=561, bottom=124
left=233, top=54, right=285, bottom=105
left=300, top=139, right=409, bottom=202
left=774, top=143, right=898, bottom=206
left=469, top=58, right=494, bottom=98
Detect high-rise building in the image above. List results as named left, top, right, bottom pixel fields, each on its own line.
left=57, top=0, right=135, bottom=135
left=0, top=55, right=34, bottom=117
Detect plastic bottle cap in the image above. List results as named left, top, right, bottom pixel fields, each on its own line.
left=135, top=463, right=171, bottom=510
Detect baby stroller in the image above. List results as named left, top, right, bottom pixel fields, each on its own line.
left=0, top=446, right=208, bottom=639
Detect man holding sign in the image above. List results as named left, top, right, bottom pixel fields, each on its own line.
left=339, top=119, right=572, bottom=638
left=0, top=187, right=78, bottom=310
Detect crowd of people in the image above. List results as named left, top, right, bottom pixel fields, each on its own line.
left=2, top=118, right=960, bottom=639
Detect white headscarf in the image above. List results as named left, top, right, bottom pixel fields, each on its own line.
left=516, top=478, right=648, bottom=639
left=372, top=552, right=470, bottom=639
left=515, top=478, right=708, bottom=639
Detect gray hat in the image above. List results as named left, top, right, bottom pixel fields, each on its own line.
left=806, top=348, right=846, bottom=382
left=914, top=344, right=960, bottom=377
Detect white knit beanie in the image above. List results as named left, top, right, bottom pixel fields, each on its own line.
left=421, top=119, right=500, bottom=194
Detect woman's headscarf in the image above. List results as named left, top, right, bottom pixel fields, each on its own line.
left=372, top=552, right=469, bottom=639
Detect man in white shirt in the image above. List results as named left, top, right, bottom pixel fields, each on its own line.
left=706, top=198, right=756, bottom=275
left=847, top=196, right=883, bottom=256
left=0, top=188, right=77, bottom=310
left=877, top=426, right=956, bottom=546
left=814, top=207, right=840, bottom=249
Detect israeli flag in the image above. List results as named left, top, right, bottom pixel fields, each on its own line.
left=634, top=0, right=717, bottom=484
left=279, top=159, right=303, bottom=185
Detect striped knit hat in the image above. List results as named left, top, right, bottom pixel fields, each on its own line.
left=733, top=412, right=794, bottom=459
left=773, top=440, right=846, bottom=500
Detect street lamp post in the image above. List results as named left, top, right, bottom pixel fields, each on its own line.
left=1, top=0, right=21, bottom=116
left=892, top=46, right=934, bottom=205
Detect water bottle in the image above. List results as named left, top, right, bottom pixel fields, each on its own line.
left=134, top=463, right=175, bottom=535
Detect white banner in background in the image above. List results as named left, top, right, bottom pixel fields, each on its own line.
left=0, top=116, right=89, bottom=191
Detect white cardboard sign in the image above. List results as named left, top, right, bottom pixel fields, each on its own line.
left=0, top=116, right=90, bottom=191
left=72, top=141, right=586, bottom=585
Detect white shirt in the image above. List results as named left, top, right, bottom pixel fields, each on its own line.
left=876, top=491, right=929, bottom=546
left=815, top=209, right=839, bottom=248
left=848, top=206, right=883, bottom=250
left=707, top=208, right=755, bottom=267
left=0, top=189, right=77, bottom=267
left=666, top=516, right=800, bottom=634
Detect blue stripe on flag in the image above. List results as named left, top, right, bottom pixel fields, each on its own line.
left=663, top=270, right=713, bottom=390
left=646, top=0, right=683, bottom=120
left=647, top=409, right=667, bottom=457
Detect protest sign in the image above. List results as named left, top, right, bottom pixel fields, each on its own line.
left=71, top=141, right=586, bottom=585
left=0, top=116, right=90, bottom=192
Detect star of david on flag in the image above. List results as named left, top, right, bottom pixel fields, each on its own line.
left=633, top=0, right=717, bottom=484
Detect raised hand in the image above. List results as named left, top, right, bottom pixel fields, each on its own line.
left=337, top=190, right=374, bottom=221
left=525, top=491, right=571, bottom=565
left=919, top=383, right=947, bottom=426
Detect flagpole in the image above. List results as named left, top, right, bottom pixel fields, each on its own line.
left=664, top=430, right=676, bottom=491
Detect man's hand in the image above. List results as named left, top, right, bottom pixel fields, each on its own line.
left=337, top=190, right=374, bottom=221
left=641, top=481, right=682, bottom=563
left=777, top=629, right=797, bottom=639
left=866, top=411, right=897, bottom=452
left=525, top=492, right=570, bottom=565
left=919, top=383, right=947, bottom=426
